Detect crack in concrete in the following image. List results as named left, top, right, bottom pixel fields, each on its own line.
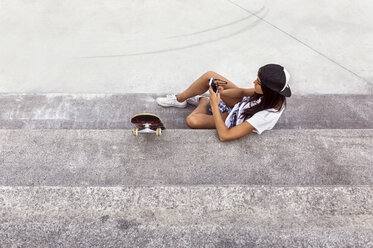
left=226, top=0, right=372, bottom=85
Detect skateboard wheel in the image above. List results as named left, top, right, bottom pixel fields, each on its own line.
left=156, top=128, right=162, bottom=136
left=132, top=128, right=138, bottom=136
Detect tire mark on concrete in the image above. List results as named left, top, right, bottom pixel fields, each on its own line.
left=76, top=9, right=267, bottom=59
left=166, top=6, right=265, bottom=39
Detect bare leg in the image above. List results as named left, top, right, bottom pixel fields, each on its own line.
left=176, top=71, right=240, bottom=104
left=186, top=98, right=229, bottom=129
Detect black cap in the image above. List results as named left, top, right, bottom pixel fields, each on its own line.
left=258, top=64, right=291, bottom=97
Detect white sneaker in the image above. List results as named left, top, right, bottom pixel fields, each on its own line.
left=186, top=95, right=208, bottom=107
left=156, top=94, right=187, bottom=108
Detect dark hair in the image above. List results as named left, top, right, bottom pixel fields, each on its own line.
left=239, top=67, right=287, bottom=120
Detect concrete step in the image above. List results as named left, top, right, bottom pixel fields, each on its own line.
left=1, top=129, right=372, bottom=186
left=0, top=93, right=372, bottom=129
left=1, top=186, right=372, bottom=247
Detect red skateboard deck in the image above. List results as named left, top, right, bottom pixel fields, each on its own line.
left=131, top=113, right=165, bottom=136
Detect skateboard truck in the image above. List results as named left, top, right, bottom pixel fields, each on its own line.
left=134, top=123, right=159, bottom=134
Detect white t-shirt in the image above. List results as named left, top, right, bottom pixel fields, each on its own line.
left=224, top=96, right=285, bottom=135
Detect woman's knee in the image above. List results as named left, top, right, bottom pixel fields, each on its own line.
left=203, top=71, right=237, bottom=89
left=186, top=115, right=199, bottom=129
left=204, top=71, right=217, bottom=78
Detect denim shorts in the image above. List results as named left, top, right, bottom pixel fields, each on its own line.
left=208, top=100, right=233, bottom=114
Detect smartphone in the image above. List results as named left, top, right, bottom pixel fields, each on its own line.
left=209, top=77, right=218, bottom=93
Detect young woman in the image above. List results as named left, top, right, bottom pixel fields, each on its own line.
left=156, top=64, right=291, bottom=142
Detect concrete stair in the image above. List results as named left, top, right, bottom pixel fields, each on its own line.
left=0, top=94, right=372, bottom=129
left=0, top=129, right=372, bottom=186
left=1, top=186, right=372, bottom=247
left=0, top=94, right=372, bottom=247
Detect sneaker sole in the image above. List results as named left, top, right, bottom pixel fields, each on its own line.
left=156, top=99, right=187, bottom=108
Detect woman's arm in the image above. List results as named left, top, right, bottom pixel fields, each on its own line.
left=220, top=88, right=256, bottom=99
left=242, top=88, right=255, bottom=97
left=211, top=104, right=255, bottom=142
left=211, top=104, right=229, bottom=141
left=209, top=88, right=254, bottom=142
left=220, top=88, right=244, bottom=99
left=219, top=122, right=255, bottom=142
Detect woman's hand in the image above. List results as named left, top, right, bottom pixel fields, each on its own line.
left=217, top=86, right=224, bottom=94
left=208, top=87, right=221, bottom=108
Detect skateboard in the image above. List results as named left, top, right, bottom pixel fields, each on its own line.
left=131, top=113, right=166, bottom=136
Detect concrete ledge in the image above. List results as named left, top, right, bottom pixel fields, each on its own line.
left=1, top=129, right=372, bottom=186
left=1, top=186, right=372, bottom=247
left=0, top=93, right=372, bottom=129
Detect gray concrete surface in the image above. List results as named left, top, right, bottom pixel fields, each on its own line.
left=1, top=1, right=373, bottom=246
left=1, top=93, right=372, bottom=129
left=1, top=186, right=372, bottom=247
left=0, top=0, right=372, bottom=94
left=1, top=129, right=372, bottom=186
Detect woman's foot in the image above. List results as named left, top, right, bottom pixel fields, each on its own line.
left=156, top=94, right=187, bottom=108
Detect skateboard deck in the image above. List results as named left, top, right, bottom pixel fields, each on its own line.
left=131, top=113, right=166, bottom=136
